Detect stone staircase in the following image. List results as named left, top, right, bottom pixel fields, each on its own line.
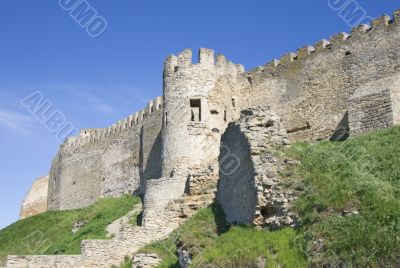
left=5, top=176, right=191, bottom=268
left=5, top=174, right=216, bottom=268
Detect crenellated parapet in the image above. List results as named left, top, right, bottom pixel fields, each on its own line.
left=163, top=48, right=245, bottom=79
left=247, top=10, right=400, bottom=76
left=60, top=96, right=163, bottom=154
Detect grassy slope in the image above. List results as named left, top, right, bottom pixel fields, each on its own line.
left=0, top=195, right=141, bottom=265
left=287, top=126, right=400, bottom=267
left=135, top=204, right=306, bottom=268
left=120, top=126, right=400, bottom=268
left=4, top=127, right=400, bottom=267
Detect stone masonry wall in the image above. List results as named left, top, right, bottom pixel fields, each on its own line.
left=218, top=108, right=298, bottom=229
left=348, top=75, right=398, bottom=136
left=19, top=176, right=49, bottom=219
left=161, top=48, right=248, bottom=180
left=245, top=11, right=400, bottom=141
left=47, top=97, right=162, bottom=211
left=349, top=89, right=393, bottom=135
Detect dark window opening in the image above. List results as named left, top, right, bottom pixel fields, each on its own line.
left=247, top=76, right=253, bottom=85
left=72, top=181, right=76, bottom=186
left=345, top=51, right=352, bottom=56
left=224, top=110, right=227, bottom=122
left=190, top=99, right=201, bottom=121
left=210, top=110, right=219, bottom=115
left=232, top=98, right=236, bottom=108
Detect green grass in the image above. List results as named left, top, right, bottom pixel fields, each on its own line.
left=131, top=126, right=400, bottom=267
left=192, top=227, right=306, bottom=268
left=138, top=204, right=228, bottom=268
left=136, top=204, right=306, bottom=268
left=0, top=195, right=141, bottom=265
left=286, top=126, right=400, bottom=267
left=5, top=127, right=400, bottom=268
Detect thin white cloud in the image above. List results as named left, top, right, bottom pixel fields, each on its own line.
left=41, top=83, right=152, bottom=115
left=0, top=110, right=35, bottom=136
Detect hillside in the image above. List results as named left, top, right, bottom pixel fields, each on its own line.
left=288, top=126, right=400, bottom=267
left=118, top=126, right=400, bottom=267
left=2, top=127, right=400, bottom=267
left=0, top=196, right=141, bottom=266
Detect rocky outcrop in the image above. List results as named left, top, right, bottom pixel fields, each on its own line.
left=19, top=176, right=49, bottom=220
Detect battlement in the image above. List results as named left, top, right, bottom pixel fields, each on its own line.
left=247, top=9, right=400, bottom=75
left=163, top=48, right=245, bottom=77
left=60, top=96, right=163, bottom=153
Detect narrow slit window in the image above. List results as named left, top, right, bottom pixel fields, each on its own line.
left=190, top=99, right=201, bottom=121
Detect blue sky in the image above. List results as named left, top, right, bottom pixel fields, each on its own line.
left=0, top=1, right=398, bottom=229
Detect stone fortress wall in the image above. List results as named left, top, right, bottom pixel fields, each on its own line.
left=43, top=9, right=400, bottom=213
left=19, top=176, right=49, bottom=220
left=246, top=12, right=400, bottom=141
left=47, top=96, right=163, bottom=211
left=13, top=8, right=400, bottom=268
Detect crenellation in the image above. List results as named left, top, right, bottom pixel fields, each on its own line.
left=133, top=112, right=139, bottom=124
left=329, top=32, right=351, bottom=45
left=371, top=14, right=391, bottom=28
left=128, top=114, right=134, bottom=126
left=164, top=54, right=178, bottom=76
left=297, top=45, right=315, bottom=60
left=263, top=59, right=280, bottom=69
left=315, top=39, right=331, bottom=51
left=199, top=48, right=215, bottom=66
left=394, top=9, right=400, bottom=23
left=155, top=96, right=162, bottom=110
left=177, top=48, right=192, bottom=67
left=216, top=53, right=228, bottom=66
left=351, top=24, right=371, bottom=37
left=137, top=110, right=144, bottom=123
left=147, top=100, right=152, bottom=114
left=280, top=52, right=297, bottom=65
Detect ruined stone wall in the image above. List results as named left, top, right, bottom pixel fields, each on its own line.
left=245, top=12, right=400, bottom=141
left=217, top=108, right=298, bottom=229
left=47, top=97, right=162, bottom=211
left=19, top=176, right=49, bottom=219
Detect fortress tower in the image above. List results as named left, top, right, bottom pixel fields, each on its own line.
left=161, top=48, right=246, bottom=178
